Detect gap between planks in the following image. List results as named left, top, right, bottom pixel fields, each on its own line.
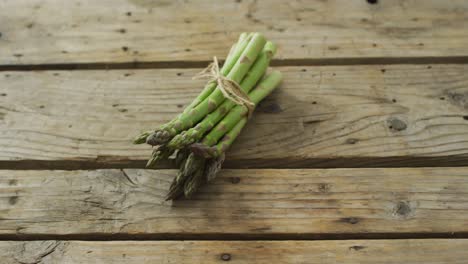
left=1, top=56, right=468, bottom=71
left=1, top=232, right=468, bottom=242
left=2, top=156, right=468, bottom=170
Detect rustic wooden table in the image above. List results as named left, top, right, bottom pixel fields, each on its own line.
left=1, top=0, right=468, bottom=263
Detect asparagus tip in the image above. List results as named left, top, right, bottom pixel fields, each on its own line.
left=145, top=145, right=174, bottom=168
left=166, top=179, right=184, bottom=200
left=133, top=131, right=151, bottom=144
left=183, top=167, right=205, bottom=198
left=146, top=130, right=171, bottom=145
left=205, top=153, right=225, bottom=182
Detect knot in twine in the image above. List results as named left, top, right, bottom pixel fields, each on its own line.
left=193, top=57, right=255, bottom=118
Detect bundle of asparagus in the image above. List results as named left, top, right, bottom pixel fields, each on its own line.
left=134, top=32, right=282, bottom=200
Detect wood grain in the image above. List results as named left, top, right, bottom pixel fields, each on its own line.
left=2, top=239, right=468, bottom=264
left=1, top=65, right=468, bottom=168
left=2, top=0, right=468, bottom=65
left=1, top=168, right=468, bottom=237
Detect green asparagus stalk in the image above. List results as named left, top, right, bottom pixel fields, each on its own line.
left=134, top=33, right=251, bottom=145
left=198, top=71, right=282, bottom=148
left=167, top=41, right=277, bottom=150
left=147, top=33, right=267, bottom=145
left=191, top=117, right=248, bottom=159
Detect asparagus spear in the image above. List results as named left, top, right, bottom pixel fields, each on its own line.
left=166, top=71, right=283, bottom=199
left=134, top=33, right=251, bottom=144
left=167, top=41, right=277, bottom=150
left=147, top=33, right=267, bottom=146
left=191, top=117, right=248, bottom=159
left=198, top=70, right=282, bottom=147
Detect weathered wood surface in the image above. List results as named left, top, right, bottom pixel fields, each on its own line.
left=2, top=239, right=468, bottom=264
left=1, top=168, right=468, bottom=237
left=1, top=0, right=468, bottom=65
left=1, top=65, right=468, bottom=168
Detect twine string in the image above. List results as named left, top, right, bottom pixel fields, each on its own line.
left=193, top=57, right=255, bottom=118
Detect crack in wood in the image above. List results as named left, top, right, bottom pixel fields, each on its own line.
left=120, top=169, right=137, bottom=186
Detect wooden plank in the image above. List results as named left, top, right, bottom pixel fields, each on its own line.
left=1, top=0, right=468, bottom=65
left=2, top=239, right=468, bottom=264
left=1, top=168, right=468, bottom=237
left=1, top=65, right=468, bottom=168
